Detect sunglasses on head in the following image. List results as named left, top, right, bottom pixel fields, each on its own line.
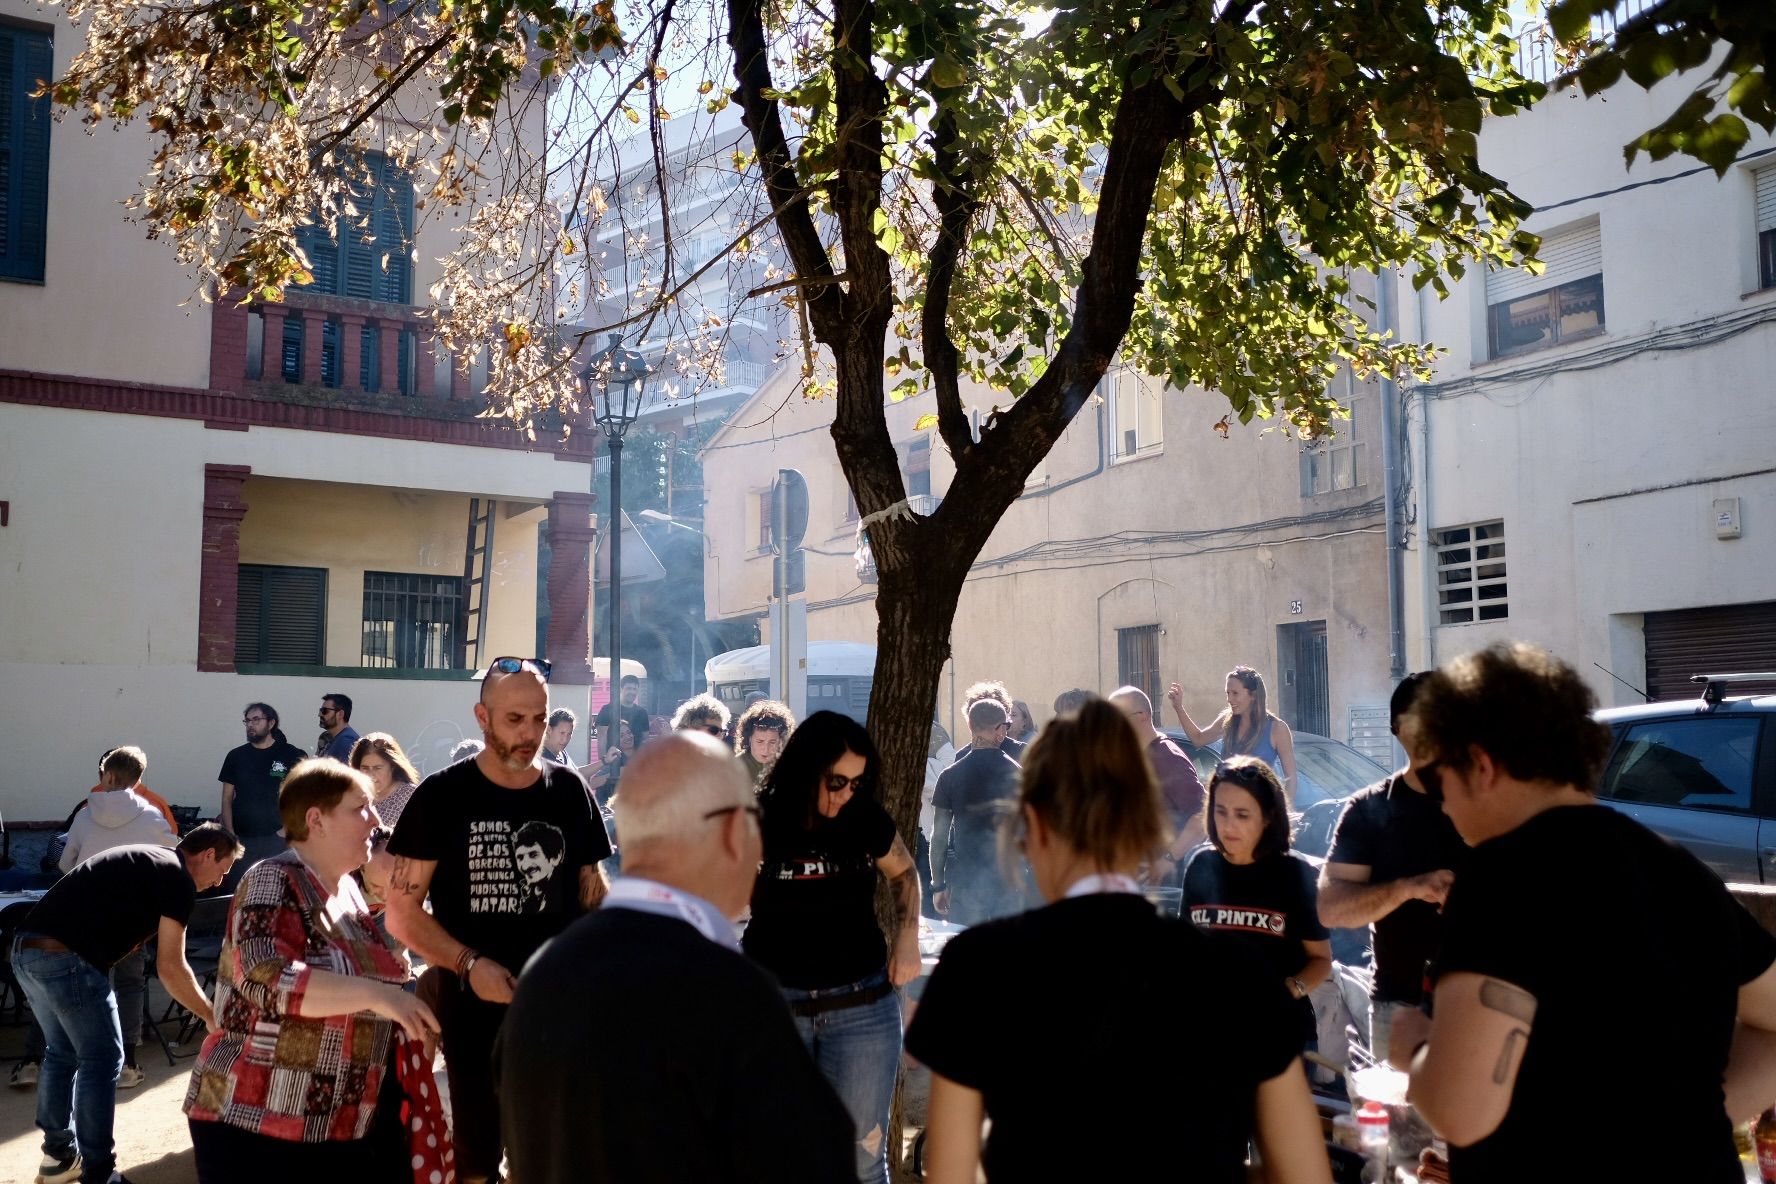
left=487, top=656, right=552, bottom=681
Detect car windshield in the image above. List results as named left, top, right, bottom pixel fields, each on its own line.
left=1294, top=738, right=1387, bottom=799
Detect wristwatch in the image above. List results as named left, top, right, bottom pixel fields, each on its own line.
left=1288, top=976, right=1308, bottom=999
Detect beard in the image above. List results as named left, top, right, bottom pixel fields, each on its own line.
left=486, top=730, right=537, bottom=771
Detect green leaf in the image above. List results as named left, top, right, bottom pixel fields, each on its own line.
left=913, top=413, right=939, bottom=430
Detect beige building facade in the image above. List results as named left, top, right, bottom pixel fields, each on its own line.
left=701, top=357, right=1398, bottom=758
left=0, top=2, right=597, bottom=822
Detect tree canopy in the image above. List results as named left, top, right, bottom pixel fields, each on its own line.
left=1548, top=0, right=1774, bottom=172
left=45, top=0, right=1565, bottom=861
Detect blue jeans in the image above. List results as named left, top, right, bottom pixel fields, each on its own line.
left=11, top=937, right=124, bottom=1181
left=110, top=948, right=147, bottom=1060
left=783, top=969, right=902, bottom=1184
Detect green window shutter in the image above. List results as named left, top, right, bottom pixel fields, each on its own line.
left=236, top=564, right=327, bottom=664
left=0, top=23, right=53, bottom=283
left=296, top=217, right=340, bottom=294
left=373, top=154, right=414, bottom=304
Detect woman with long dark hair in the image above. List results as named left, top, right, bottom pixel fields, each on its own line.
left=743, top=711, right=921, bottom=1184
left=1168, top=665, right=1298, bottom=805
left=1182, top=756, right=1331, bottom=1048
left=907, top=701, right=1330, bottom=1183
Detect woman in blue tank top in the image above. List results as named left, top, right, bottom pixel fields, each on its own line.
left=1166, top=665, right=1298, bottom=806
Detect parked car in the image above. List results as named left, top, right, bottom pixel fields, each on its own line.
left=1595, top=674, right=1776, bottom=885
left=1161, top=728, right=1390, bottom=858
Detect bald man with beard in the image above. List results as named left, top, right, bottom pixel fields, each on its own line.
left=386, top=659, right=613, bottom=1184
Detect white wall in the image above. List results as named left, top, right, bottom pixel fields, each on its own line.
left=1400, top=66, right=1776, bottom=699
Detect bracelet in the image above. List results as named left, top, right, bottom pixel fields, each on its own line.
left=457, top=947, right=480, bottom=980
left=930, top=882, right=948, bottom=894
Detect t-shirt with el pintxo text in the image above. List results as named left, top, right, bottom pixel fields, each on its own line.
left=1182, top=847, right=1327, bottom=1042
left=1433, top=805, right=1776, bottom=1184
left=388, top=757, right=611, bottom=973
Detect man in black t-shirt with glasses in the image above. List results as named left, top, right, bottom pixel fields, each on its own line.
left=387, top=657, right=613, bottom=1184
left=1389, top=643, right=1776, bottom=1184
left=1319, top=672, right=1466, bottom=1059
left=11, top=826, right=240, bottom=1184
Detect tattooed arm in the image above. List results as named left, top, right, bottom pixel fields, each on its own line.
left=384, top=855, right=517, bottom=1004
left=1394, top=972, right=1538, bottom=1146
left=877, top=833, right=923, bottom=986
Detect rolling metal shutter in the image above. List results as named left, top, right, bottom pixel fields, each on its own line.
left=1643, top=600, right=1776, bottom=701
left=1757, top=165, right=1776, bottom=234
left=1486, top=218, right=1603, bottom=304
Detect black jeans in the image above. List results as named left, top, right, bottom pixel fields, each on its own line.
left=425, top=966, right=508, bottom=1181
left=188, top=1052, right=407, bottom=1183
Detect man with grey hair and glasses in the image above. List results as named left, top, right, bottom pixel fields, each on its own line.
left=497, top=731, right=852, bottom=1184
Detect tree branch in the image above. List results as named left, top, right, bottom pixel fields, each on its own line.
left=726, top=0, right=844, bottom=343
left=921, top=105, right=984, bottom=463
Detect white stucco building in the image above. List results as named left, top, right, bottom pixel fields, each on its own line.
left=1394, top=58, right=1776, bottom=703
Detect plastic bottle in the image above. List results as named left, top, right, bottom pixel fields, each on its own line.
left=1755, top=1106, right=1776, bottom=1182
left=1358, top=1100, right=1390, bottom=1176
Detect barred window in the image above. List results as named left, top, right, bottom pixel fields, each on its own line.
left=362, top=572, right=463, bottom=669
left=1434, top=521, right=1508, bottom=625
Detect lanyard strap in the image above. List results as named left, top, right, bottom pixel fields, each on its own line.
left=603, top=877, right=733, bottom=946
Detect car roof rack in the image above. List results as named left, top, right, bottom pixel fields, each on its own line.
left=1690, top=673, right=1776, bottom=708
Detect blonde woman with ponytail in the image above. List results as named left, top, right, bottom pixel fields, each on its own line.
left=905, top=700, right=1331, bottom=1184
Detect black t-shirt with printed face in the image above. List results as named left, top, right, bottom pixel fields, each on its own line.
left=906, top=893, right=1301, bottom=1183
left=1183, top=848, right=1327, bottom=1041
left=25, top=845, right=196, bottom=971
left=218, top=740, right=308, bottom=837
left=388, top=757, right=612, bottom=973
left=1327, top=773, right=1468, bottom=1004
left=744, top=795, right=897, bottom=990
left=1434, top=805, right=1776, bottom=1184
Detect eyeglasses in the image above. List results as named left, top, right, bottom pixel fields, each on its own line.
left=487, top=656, right=552, bottom=681
left=824, top=772, right=865, bottom=794
left=703, top=724, right=725, bottom=737
left=319, top=707, right=341, bottom=715
left=703, top=805, right=762, bottom=822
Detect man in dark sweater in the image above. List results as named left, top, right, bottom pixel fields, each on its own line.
left=496, top=731, right=852, bottom=1184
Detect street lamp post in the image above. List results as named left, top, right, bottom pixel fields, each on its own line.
left=587, top=333, right=651, bottom=722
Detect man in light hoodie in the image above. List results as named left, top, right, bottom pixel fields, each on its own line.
left=59, top=746, right=176, bottom=1090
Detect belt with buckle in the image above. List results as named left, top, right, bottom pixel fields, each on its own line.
left=787, top=978, right=894, bottom=1017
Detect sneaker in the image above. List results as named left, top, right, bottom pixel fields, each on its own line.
left=33, top=1151, right=81, bottom=1184
left=115, top=1065, right=146, bottom=1090
left=11, top=1059, right=40, bottom=1088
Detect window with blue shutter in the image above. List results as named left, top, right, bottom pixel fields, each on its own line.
left=284, top=151, right=415, bottom=388
left=0, top=21, right=53, bottom=283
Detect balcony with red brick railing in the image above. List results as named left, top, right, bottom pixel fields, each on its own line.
left=211, top=289, right=479, bottom=404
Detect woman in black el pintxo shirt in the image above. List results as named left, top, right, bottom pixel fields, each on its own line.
left=1183, top=756, right=1332, bottom=1047
left=906, top=700, right=1331, bottom=1184
left=743, top=711, right=921, bottom=1184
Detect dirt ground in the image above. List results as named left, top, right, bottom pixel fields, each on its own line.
left=0, top=1017, right=201, bottom=1184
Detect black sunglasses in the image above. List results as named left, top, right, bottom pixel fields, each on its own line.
left=487, top=656, right=552, bottom=681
